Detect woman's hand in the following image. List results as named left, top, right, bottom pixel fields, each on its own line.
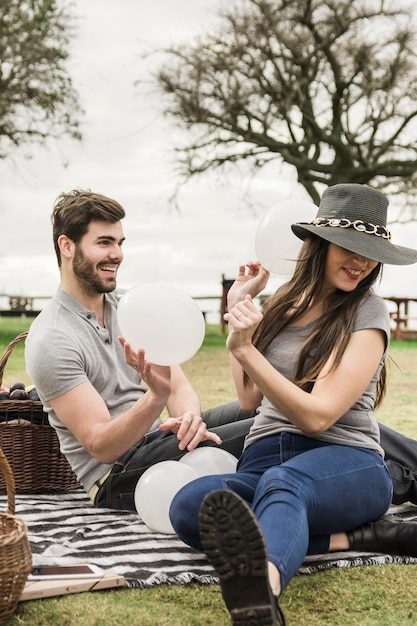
left=227, top=262, right=270, bottom=309
left=225, top=294, right=263, bottom=353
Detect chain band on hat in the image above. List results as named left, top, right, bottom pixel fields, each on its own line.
left=311, top=218, right=391, bottom=240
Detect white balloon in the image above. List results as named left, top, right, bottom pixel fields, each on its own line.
left=117, top=284, right=206, bottom=365
left=180, top=447, right=238, bottom=477
left=134, top=461, right=198, bottom=534
left=255, top=199, right=317, bottom=275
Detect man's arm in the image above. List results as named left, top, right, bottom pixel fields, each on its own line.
left=51, top=361, right=221, bottom=463
left=160, top=366, right=222, bottom=450
left=120, top=339, right=222, bottom=451
left=50, top=362, right=171, bottom=464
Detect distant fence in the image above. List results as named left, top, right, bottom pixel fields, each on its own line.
left=4, top=292, right=416, bottom=339
left=0, top=293, right=228, bottom=323
left=0, top=292, right=233, bottom=329
left=0, top=294, right=51, bottom=318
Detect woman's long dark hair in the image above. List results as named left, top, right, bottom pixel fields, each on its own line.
left=250, top=236, right=386, bottom=407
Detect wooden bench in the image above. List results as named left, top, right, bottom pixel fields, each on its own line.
left=385, top=297, right=417, bottom=340
left=389, top=312, right=417, bottom=341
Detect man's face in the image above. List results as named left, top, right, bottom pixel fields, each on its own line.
left=72, top=220, right=125, bottom=295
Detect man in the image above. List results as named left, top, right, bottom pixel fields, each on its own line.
left=25, top=189, right=253, bottom=511
left=25, top=189, right=417, bottom=513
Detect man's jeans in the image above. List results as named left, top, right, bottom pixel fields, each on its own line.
left=380, top=422, right=417, bottom=504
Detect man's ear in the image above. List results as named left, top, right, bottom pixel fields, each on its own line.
left=57, top=234, right=75, bottom=260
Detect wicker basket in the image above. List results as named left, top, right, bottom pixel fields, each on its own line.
left=0, top=332, right=80, bottom=493
left=0, top=448, right=32, bottom=625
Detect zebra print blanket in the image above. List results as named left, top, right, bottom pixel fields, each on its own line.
left=3, top=490, right=417, bottom=588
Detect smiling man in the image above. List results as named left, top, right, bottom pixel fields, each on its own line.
left=24, top=189, right=254, bottom=511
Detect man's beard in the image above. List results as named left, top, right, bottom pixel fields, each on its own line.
left=73, top=245, right=117, bottom=295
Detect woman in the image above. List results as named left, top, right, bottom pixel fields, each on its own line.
left=169, top=184, right=417, bottom=626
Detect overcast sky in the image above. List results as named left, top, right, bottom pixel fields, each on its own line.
left=1, top=0, right=416, bottom=320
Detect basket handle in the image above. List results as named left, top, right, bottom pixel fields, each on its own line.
left=0, top=331, right=28, bottom=388
left=0, top=448, right=16, bottom=515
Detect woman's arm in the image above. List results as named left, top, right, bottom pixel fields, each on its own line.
left=229, top=352, right=263, bottom=411
left=226, top=296, right=385, bottom=437
left=225, top=263, right=269, bottom=410
left=227, top=262, right=270, bottom=309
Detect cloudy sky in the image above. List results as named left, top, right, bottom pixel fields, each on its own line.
left=1, top=0, right=416, bottom=321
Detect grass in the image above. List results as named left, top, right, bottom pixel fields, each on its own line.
left=0, top=317, right=33, bottom=388
left=1, top=317, right=417, bottom=625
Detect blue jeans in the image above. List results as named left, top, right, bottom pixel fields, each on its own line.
left=169, top=433, right=392, bottom=592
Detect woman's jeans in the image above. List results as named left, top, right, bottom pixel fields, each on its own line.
left=169, top=433, right=393, bottom=593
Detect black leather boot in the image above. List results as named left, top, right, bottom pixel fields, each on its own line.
left=199, top=489, right=286, bottom=626
left=347, top=518, right=417, bottom=556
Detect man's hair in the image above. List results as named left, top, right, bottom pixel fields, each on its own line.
left=51, top=189, right=126, bottom=266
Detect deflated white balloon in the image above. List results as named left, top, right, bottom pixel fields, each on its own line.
left=255, top=199, right=317, bottom=275
left=134, top=461, right=198, bottom=534
left=180, top=447, right=238, bottom=477
left=117, top=284, right=206, bottom=365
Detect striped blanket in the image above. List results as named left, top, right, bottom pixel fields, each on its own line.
left=3, top=490, right=417, bottom=588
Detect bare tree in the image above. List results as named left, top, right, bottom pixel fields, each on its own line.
left=0, top=0, right=83, bottom=160
left=154, top=0, right=417, bottom=215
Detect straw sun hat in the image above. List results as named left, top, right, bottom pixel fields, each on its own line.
left=291, top=183, right=417, bottom=265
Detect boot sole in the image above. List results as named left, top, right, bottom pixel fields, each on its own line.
left=199, top=489, right=284, bottom=626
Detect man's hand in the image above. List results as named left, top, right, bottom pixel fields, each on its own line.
left=119, top=337, right=171, bottom=402
left=159, top=411, right=222, bottom=451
